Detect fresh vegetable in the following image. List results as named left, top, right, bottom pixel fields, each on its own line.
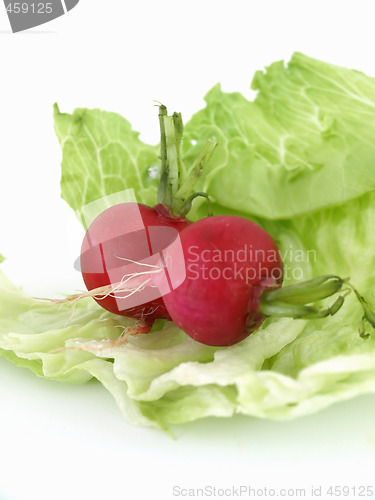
left=81, top=202, right=190, bottom=323
left=163, top=215, right=374, bottom=347
left=78, top=106, right=216, bottom=329
left=183, top=52, right=375, bottom=220
left=163, top=215, right=283, bottom=346
left=1, top=53, right=375, bottom=430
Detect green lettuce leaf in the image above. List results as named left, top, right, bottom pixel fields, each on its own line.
left=53, top=104, right=160, bottom=224
left=1, top=52, right=375, bottom=429
left=184, top=52, right=375, bottom=219
left=0, top=268, right=164, bottom=428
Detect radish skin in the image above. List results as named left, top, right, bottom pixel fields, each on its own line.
left=163, top=215, right=283, bottom=346
left=80, top=202, right=191, bottom=322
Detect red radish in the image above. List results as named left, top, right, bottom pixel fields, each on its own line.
left=80, top=202, right=190, bottom=323
left=79, top=105, right=217, bottom=329
left=163, top=215, right=283, bottom=346
left=162, top=213, right=375, bottom=346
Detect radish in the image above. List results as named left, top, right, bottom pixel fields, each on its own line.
left=163, top=215, right=283, bottom=346
left=80, top=202, right=191, bottom=323
left=163, top=215, right=375, bottom=346
left=77, top=106, right=217, bottom=333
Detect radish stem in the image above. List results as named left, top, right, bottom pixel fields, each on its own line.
left=260, top=275, right=375, bottom=334
left=156, top=104, right=217, bottom=216
left=173, top=138, right=217, bottom=216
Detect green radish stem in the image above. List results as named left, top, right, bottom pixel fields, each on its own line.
left=259, top=275, right=375, bottom=335
left=157, top=105, right=171, bottom=208
left=157, top=104, right=217, bottom=217
left=174, top=138, right=217, bottom=216
left=179, top=192, right=213, bottom=217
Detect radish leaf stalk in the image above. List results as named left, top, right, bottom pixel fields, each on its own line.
left=157, top=104, right=217, bottom=216
left=259, top=275, right=375, bottom=331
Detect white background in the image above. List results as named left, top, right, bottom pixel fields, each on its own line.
left=1, top=1, right=375, bottom=499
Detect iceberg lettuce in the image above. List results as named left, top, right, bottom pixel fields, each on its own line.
left=1, top=52, right=375, bottom=429
left=184, top=52, right=375, bottom=219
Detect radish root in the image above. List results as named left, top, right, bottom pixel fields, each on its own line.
left=36, top=258, right=165, bottom=308
left=48, top=319, right=152, bottom=354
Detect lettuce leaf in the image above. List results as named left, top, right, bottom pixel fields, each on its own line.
left=1, top=52, right=375, bottom=429
left=53, top=104, right=159, bottom=223
left=0, top=269, right=163, bottom=428
left=184, top=52, right=375, bottom=219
